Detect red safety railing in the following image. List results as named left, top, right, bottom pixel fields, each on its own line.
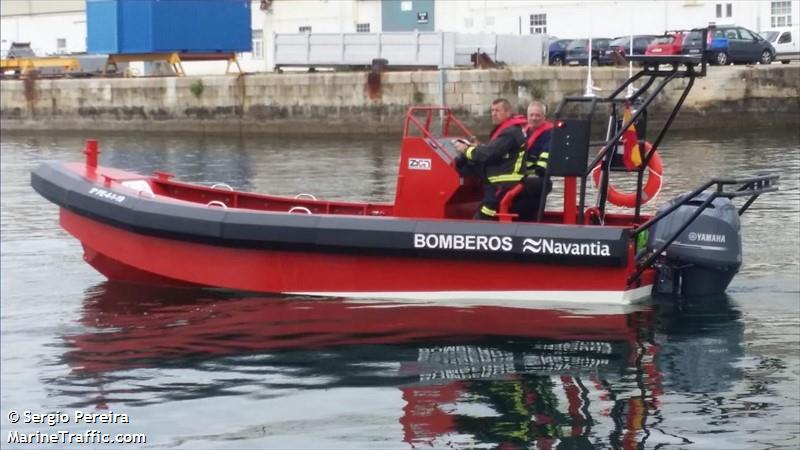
left=402, top=106, right=474, bottom=165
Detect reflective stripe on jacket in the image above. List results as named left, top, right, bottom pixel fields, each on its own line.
left=464, top=115, right=528, bottom=185
left=526, top=121, right=553, bottom=175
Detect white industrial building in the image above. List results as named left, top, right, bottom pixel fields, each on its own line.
left=1, top=0, right=797, bottom=73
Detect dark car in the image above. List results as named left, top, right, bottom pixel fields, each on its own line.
left=682, top=26, right=775, bottom=65
left=599, top=35, right=660, bottom=65
left=564, top=38, right=611, bottom=66
left=646, top=31, right=688, bottom=56
left=548, top=39, right=572, bottom=65
left=6, top=42, right=35, bottom=58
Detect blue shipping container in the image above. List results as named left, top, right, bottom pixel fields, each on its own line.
left=87, top=0, right=252, bottom=54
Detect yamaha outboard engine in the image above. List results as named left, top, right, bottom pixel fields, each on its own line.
left=647, top=192, right=742, bottom=297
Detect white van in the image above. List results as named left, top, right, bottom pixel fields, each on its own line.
left=760, top=29, right=800, bottom=63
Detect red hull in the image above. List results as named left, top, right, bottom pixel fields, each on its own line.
left=66, top=284, right=658, bottom=447
left=62, top=209, right=654, bottom=303
left=68, top=283, right=649, bottom=373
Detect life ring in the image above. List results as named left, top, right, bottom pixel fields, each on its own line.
left=591, top=141, right=663, bottom=208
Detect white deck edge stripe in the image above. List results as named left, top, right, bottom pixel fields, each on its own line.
left=287, top=284, right=653, bottom=305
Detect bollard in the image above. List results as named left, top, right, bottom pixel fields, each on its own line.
left=84, top=139, right=100, bottom=168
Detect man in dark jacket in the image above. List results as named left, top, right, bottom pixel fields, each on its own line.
left=525, top=100, right=552, bottom=173
left=454, top=98, right=528, bottom=219
left=512, top=101, right=554, bottom=221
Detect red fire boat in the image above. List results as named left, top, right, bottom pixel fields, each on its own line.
left=31, top=50, right=777, bottom=304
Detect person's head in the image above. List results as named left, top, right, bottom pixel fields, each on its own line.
left=490, top=98, right=513, bottom=125
left=527, top=101, right=547, bottom=128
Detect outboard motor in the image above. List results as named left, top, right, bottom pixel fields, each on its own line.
left=647, top=192, right=742, bottom=297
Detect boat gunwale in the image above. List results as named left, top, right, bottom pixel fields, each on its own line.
left=32, top=161, right=634, bottom=267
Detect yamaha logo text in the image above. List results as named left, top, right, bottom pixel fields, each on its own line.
left=522, top=238, right=611, bottom=256
left=687, top=232, right=726, bottom=243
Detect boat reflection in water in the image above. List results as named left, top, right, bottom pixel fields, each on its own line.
left=60, top=283, right=743, bottom=449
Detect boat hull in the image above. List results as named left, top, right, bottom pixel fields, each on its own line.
left=31, top=160, right=655, bottom=304
left=62, top=208, right=654, bottom=304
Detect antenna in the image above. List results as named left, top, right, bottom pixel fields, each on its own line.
left=584, top=5, right=598, bottom=97
left=584, top=46, right=596, bottom=96
left=626, top=34, right=635, bottom=98
left=626, top=11, right=635, bottom=98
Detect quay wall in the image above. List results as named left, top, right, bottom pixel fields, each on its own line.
left=1, top=65, right=798, bottom=136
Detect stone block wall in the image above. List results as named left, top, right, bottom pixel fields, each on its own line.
left=1, top=65, right=797, bottom=136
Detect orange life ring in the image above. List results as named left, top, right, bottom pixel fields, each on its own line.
left=591, top=142, right=663, bottom=208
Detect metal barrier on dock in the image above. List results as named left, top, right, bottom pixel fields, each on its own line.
left=0, top=56, right=80, bottom=77
left=104, top=52, right=242, bottom=76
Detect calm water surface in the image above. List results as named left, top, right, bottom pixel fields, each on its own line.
left=1, top=128, right=799, bottom=449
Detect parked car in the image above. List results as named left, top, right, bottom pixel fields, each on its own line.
left=599, top=35, right=660, bottom=64
left=645, top=31, right=687, bottom=56
left=682, top=26, right=775, bottom=65
left=6, top=42, right=35, bottom=58
left=565, top=38, right=611, bottom=66
left=760, top=29, right=799, bottom=64
left=548, top=39, right=572, bottom=65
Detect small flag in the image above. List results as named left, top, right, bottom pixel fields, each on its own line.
left=622, top=102, right=642, bottom=170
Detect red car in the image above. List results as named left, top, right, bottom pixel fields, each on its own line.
left=646, top=31, right=687, bottom=55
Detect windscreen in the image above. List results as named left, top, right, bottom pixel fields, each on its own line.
left=566, top=39, right=587, bottom=51
left=652, top=35, right=676, bottom=44
left=609, top=37, right=629, bottom=47
left=685, top=30, right=704, bottom=45
left=760, top=31, right=779, bottom=42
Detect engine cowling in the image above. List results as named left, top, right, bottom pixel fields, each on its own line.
left=647, top=192, right=742, bottom=297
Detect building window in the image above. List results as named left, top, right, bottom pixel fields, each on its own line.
left=299, top=26, right=312, bottom=33
left=56, top=38, right=67, bottom=54
left=726, top=3, right=732, bottom=17
left=251, top=29, right=263, bottom=58
left=529, top=13, right=546, bottom=34
left=771, top=1, right=792, bottom=27
left=356, top=23, right=370, bottom=33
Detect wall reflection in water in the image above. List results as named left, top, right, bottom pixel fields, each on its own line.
left=55, top=283, right=743, bottom=449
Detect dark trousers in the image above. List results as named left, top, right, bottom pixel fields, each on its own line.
left=475, top=177, right=552, bottom=221
left=475, top=184, right=507, bottom=220
left=513, top=176, right=553, bottom=221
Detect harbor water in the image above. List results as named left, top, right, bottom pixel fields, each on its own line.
left=1, top=127, right=799, bottom=449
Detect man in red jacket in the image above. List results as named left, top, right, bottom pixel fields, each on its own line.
left=454, top=98, right=528, bottom=219
left=525, top=100, right=553, bottom=173
left=513, top=101, right=554, bottom=221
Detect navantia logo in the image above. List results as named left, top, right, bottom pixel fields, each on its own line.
left=522, top=238, right=542, bottom=253
left=523, top=238, right=611, bottom=256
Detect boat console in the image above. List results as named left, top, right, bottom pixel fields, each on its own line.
left=392, top=107, right=484, bottom=220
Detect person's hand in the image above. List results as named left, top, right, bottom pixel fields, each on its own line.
left=452, top=138, right=473, bottom=153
